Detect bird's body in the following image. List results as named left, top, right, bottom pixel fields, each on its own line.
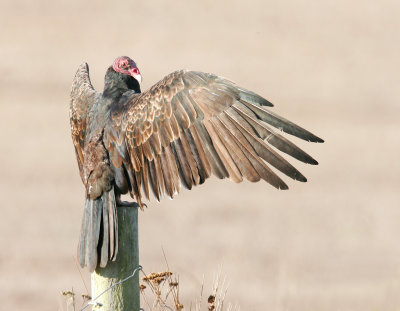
left=70, top=56, right=323, bottom=272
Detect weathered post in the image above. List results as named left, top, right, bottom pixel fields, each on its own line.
left=90, top=205, right=140, bottom=310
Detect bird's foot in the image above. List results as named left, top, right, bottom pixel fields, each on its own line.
left=116, top=198, right=147, bottom=208
left=116, top=197, right=140, bottom=208
left=117, top=201, right=138, bottom=207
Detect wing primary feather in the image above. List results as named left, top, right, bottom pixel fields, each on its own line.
left=225, top=111, right=307, bottom=182
left=240, top=100, right=324, bottom=143
left=193, top=122, right=228, bottom=179
left=160, top=151, right=175, bottom=198
left=189, top=126, right=212, bottom=179
left=237, top=87, right=274, bottom=107
left=218, top=112, right=258, bottom=155
left=218, top=113, right=289, bottom=188
left=230, top=105, right=318, bottom=164
left=171, top=140, right=193, bottom=190
left=203, top=120, right=242, bottom=183
left=184, top=129, right=209, bottom=184
left=165, top=144, right=181, bottom=195
left=211, top=117, right=260, bottom=182
left=229, top=104, right=262, bottom=134
left=180, top=131, right=201, bottom=185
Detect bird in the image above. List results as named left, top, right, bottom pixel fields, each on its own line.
left=70, top=56, right=323, bottom=272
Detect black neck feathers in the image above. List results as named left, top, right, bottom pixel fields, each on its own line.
left=103, top=67, right=141, bottom=100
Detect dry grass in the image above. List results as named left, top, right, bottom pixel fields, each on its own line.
left=61, top=267, right=238, bottom=311
left=141, top=270, right=183, bottom=310
left=138, top=267, right=238, bottom=311
left=139, top=252, right=237, bottom=311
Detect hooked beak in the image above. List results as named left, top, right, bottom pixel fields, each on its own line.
left=129, top=68, right=142, bottom=84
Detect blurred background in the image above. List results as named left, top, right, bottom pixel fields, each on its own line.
left=1, top=0, right=399, bottom=310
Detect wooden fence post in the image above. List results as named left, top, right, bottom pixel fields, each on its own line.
left=90, top=205, right=140, bottom=311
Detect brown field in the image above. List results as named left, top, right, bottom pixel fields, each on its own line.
left=1, top=0, right=399, bottom=310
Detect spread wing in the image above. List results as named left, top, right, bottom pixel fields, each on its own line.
left=70, top=63, right=100, bottom=183
left=105, top=70, right=323, bottom=206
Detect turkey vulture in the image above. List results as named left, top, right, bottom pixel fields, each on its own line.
left=70, top=56, right=323, bottom=272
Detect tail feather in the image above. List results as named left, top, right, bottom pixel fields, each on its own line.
left=109, top=190, right=118, bottom=261
left=99, top=194, right=109, bottom=268
left=78, top=200, right=89, bottom=268
left=78, top=188, right=118, bottom=272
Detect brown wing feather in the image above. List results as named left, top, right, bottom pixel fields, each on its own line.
left=104, top=70, right=323, bottom=205
left=70, top=63, right=100, bottom=183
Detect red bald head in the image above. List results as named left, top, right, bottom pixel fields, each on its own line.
left=112, top=56, right=142, bottom=83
